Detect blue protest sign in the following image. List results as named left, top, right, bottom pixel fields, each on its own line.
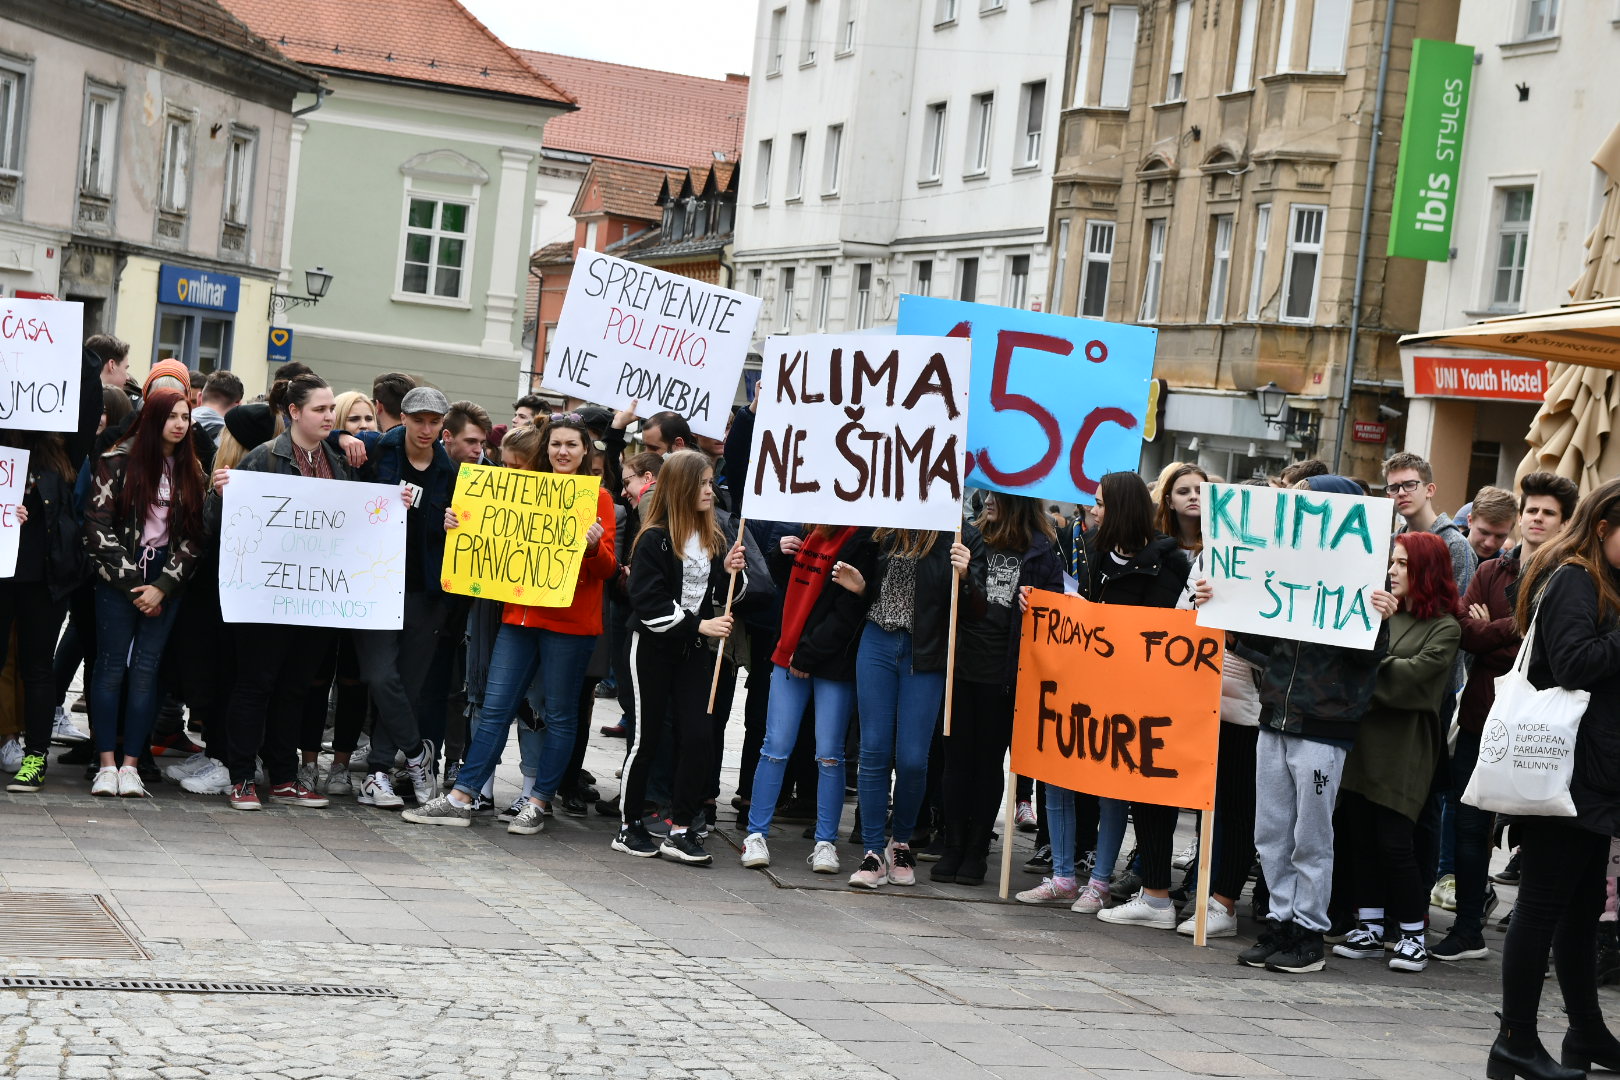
left=897, top=296, right=1156, bottom=505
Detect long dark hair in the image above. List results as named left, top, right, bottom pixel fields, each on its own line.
left=538, top=416, right=592, bottom=473
left=267, top=372, right=329, bottom=416
left=1516, top=477, right=1620, bottom=633
left=0, top=430, right=72, bottom=481
left=1094, top=471, right=1156, bottom=556
left=1395, top=532, right=1460, bottom=621
left=1153, top=462, right=1208, bottom=551
left=974, top=491, right=1055, bottom=552
left=116, top=388, right=204, bottom=542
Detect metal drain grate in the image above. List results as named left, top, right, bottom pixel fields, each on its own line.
left=0, top=891, right=147, bottom=960
left=0, top=976, right=394, bottom=997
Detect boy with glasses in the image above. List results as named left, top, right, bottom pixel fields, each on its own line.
left=1383, top=452, right=1477, bottom=594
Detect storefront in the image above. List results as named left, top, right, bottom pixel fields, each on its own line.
left=1139, top=386, right=1308, bottom=483
left=1399, top=347, right=1547, bottom=512
left=153, top=264, right=241, bottom=373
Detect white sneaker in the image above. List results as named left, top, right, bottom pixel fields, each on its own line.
left=1176, top=897, right=1237, bottom=938
left=91, top=766, right=119, bottom=796
left=740, top=832, right=771, bottom=869
left=163, top=752, right=212, bottom=783
left=0, top=736, right=23, bottom=773
left=322, top=764, right=354, bottom=796
left=51, top=707, right=90, bottom=744
left=1096, top=893, right=1178, bottom=930
left=297, top=761, right=321, bottom=793
left=1172, top=842, right=1199, bottom=872
left=357, top=771, right=404, bottom=809
left=349, top=739, right=371, bottom=770
left=808, top=840, right=840, bottom=875
left=406, top=741, right=439, bottom=804
left=179, top=759, right=232, bottom=795
left=116, top=765, right=148, bottom=798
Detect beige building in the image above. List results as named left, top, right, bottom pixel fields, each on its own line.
left=1049, top=0, right=1458, bottom=483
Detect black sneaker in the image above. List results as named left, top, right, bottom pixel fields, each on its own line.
left=1430, top=930, right=1488, bottom=962
left=1331, top=925, right=1386, bottom=960
left=1023, top=844, right=1053, bottom=875
left=556, top=792, right=589, bottom=818
left=1110, top=869, right=1142, bottom=901
left=1323, top=910, right=1357, bottom=944
left=1267, top=928, right=1326, bottom=974
left=1238, top=920, right=1292, bottom=969
left=1388, top=932, right=1429, bottom=972
left=611, top=822, right=660, bottom=858
left=6, top=752, right=46, bottom=792
left=1492, top=852, right=1521, bottom=885
left=659, top=829, right=713, bottom=865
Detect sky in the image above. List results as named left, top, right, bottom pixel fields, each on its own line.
left=462, top=1, right=758, bottom=79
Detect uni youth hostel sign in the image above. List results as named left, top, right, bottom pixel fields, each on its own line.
left=158, top=265, right=241, bottom=312
left=1388, top=39, right=1474, bottom=262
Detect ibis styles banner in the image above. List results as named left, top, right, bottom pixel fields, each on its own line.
left=441, top=464, right=600, bottom=606
left=745, top=334, right=971, bottom=531
left=219, top=472, right=407, bottom=629
left=1195, top=483, right=1395, bottom=650
left=1388, top=38, right=1474, bottom=261
left=544, top=250, right=763, bottom=439
left=0, top=298, right=83, bottom=432
left=1013, top=591, right=1222, bottom=811
left=897, top=295, right=1156, bottom=506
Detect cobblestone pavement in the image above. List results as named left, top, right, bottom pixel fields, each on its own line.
left=0, top=694, right=1586, bottom=1080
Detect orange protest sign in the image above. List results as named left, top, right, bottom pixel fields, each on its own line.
left=1012, top=590, right=1222, bottom=811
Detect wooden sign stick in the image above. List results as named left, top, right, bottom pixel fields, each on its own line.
left=706, top=516, right=748, bottom=714
left=998, top=764, right=1017, bottom=900
left=1192, top=804, right=1216, bottom=947
left=942, top=528, right=962, bottom=736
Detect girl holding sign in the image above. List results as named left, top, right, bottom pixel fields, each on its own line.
left=612, top=450, right=749, bottom=864
left=84, top=388, right=204, bottom=798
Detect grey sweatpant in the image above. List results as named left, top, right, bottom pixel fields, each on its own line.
left=1254, top=728, right=1348, bottom=933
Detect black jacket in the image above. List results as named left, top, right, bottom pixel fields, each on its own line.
left=1077, top=532, right=1189, bottom=609
left=864, top=531, right=957, bottom=672
left=960, top=521, right=1064, bottom=690
left=769, top=527, right=877, bottom=681
left=1527, top=563, right=1620, bottom=836
left=628, top=513, right=771, bottom=653
left=1241, top=625, right=1390, bottom=742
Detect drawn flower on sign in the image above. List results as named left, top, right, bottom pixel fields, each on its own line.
left=460, top=464, right=472, bottom=478
left=441, top=577, right=453, bottom=591
left=512, top=585, right=524, bottom=598
left=365, top=497, right=389, bottom=524
left=470, top=583, right=483, bottom=596
left=459, top=508, right=473, bottom=522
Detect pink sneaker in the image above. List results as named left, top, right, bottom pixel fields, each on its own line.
left=848, top=850, right=888, bottom=889
left=1016, top=877, right=1080, bottom=905
left=886, top=842, right=917, bottom=886
left=1071, top=883, right=1108, bottom=914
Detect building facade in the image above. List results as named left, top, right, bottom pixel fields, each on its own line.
left=221, top=0, right=571, bottom=408
left=1, top=0, right=317, bottom=378
left=734, top=0, right=1064, bottom=343
left=1050, top=0, right=1458, bottom=483
left=1402, top=0, right=1613, bottom=510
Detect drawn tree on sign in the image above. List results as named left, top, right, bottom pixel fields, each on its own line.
left=224, top=507, right=263, bottom=584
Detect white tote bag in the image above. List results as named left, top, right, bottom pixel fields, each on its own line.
left=1462, top=617, right=1591, bottom=817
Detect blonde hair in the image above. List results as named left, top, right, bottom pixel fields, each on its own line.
left=333, top=390, right=372, bottom=430
left=501, top=424, right=544, bottom=470
left=213, top=429, right=248, bottom=476
left=637, top=449, right=725, bottom=559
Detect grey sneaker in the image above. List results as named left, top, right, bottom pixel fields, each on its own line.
left=507, top=802, right=546, bottom=836
left=401, top=794, right=472, bottom=827
left=322, top=764, right=354, bottom=797
left=406, top=740, right=439, bottom=804
left=296, top=761, right=320, bottom=793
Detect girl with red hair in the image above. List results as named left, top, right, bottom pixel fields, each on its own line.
left=1332, top=530, right=1461, bottom=974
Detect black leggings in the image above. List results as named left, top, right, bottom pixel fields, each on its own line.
left=1340, top=790, right=1426, bottom=928
left=621, top=632, right=726, bottom=829
left=0, top=580, right=66, bottom=757
left=1501, top=818, right=1609, bottom=1029
left=941, top=679, right=1013, bottom=856
left=1211, top=723, right=1258, bottom=901
left=228, top=624, right=334, bottom=786
left=301, top=633, right=365, bottom=757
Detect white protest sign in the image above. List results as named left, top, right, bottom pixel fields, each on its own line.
left=219, top=471, right=407, bottom=629
left=744, top=334, right=970, bottom=531
left=0, top=447, right=29, bottom=577
left=0, top=299, right=83, bottom=433
left=1195, top=482, right=1395, bottom=650
left=544, top=250, right=762, bottom=439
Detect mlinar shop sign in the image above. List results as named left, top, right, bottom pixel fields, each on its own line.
left=158, top=265, right=240, bottom=312
left=1387, top=39, right=1474, bottom=262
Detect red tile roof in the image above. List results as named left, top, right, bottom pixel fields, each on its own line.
left=518, top=51, right=747, bottom=168
left=573, top=160, right=672, bottom=223
left=220, top=0, right=572, bottom=105
left=101, top=0, right=317, bottom=85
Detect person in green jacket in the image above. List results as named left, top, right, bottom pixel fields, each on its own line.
left=1333, top=530, right=1461, bottom=975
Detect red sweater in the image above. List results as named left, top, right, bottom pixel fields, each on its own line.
left=772, top=526, right=856, bottom=668
left=503, top=485, right=617, bottom=636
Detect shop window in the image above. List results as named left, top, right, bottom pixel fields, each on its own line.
left=399, top=196, right=472, bottom=301
left=154, top=312, right=234, bottom=374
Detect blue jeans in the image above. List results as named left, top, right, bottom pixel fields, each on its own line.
left=855, top=625, right=944, bottom=852
left=91, top=574, right=182, bottom=759
left=747, top=665, right=855, bottom=843
left=1092, top=797, right=1130, bottom=883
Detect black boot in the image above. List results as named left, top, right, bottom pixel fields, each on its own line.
left=1562, top=1017, right=1620, bottom=1073
left=931, top=819, right=965, bottom=882
left=955, top=820, right=992, bottom=886
left=1487, top=1015, right=1582, bottom=1080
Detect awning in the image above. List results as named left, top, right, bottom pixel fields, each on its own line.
left=1397, top=298, right=1620, bottom=371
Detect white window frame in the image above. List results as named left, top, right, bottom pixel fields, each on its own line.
left=836, top=0, right=857, bottom=54
left=921, top=102, right=948, bottom=182
left=1139, top=218, right=1166, bottom=321
left=1275, top=0, right=1299, bottom=73
left=1231, top=0, right=1259, bottom=91
left=1052, top=218, right=1072, bottom=313
left=936, top=0, right=960, bottom=26
left=1072, top=7, right=1096, bottom=108
left=1006, top=253, right=1031, bottom=308
left=1207, top=214, right=1234, bottom=322
left=1099, top=6, right=1139, bottom=109
left=822, top=123, right=843, bottom=196
left=813, top=264, right=832, bottom=331
left=966, top=92, right=994, bottom=176
left=394, top=187, right=478, bottom=308
left=754, top=138, right=773, bottom=205
left=1306, top=0, right=1351, bottom=73
left=79, top=85, right=120, bottom=197
left=980, top=0, right=1006, bottom=12
left=0, top=62, right=26, bottom=176
left=1017, top=81, right=1046, bottom=167
left=1523, top=0, right=1559, bottom=38
left=1246, top=203, right=1272, bottom=319
left=956, top=256, right=979, bottom=302
left=786, top=131, right=807, bottom=201
left=768, top=7, right=787, bottom=74
left=1080, top=219, right=1114, bottom=318
left=912, top=258, right=934, bottom=297
left=1487, top=184, right=1535, bottom=313
left=778, top=266, right=796, bottom=331
left=222, top=128, right=256, bottom=227
left=800, top=0, right=821, bottom=65
left=748, top=267, right=763, bottom=297
left=854, top=263, right=873, bottom=328
left=159, top=110, right=193, bottom=214
left=1280, top=204, right=1325, bottom=324
left=1165, top=0, right=1192, bottom=102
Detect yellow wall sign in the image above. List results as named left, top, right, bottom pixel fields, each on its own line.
left=440, top=464, right=600, bottom=607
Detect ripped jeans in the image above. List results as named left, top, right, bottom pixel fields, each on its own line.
left=745, top=664, right=855, bottom=843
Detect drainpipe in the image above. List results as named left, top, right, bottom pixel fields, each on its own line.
left=293, top=87, right=329, bottom=118
left=526, top=265, right=544, bottom=394
left=1333, top=0, right=1399, bottom=472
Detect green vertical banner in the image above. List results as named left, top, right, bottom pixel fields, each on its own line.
left=1388, top=39, right=1474, bottom=261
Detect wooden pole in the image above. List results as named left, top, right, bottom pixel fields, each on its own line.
left=706, top=517, right=747, bottom=714
left=998, top=763, right=1017, bottom=900
left=1192, top=806, right=1216, bottom=947
left=942, top=529, right=962, bottom=736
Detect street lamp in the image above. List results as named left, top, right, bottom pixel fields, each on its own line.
left=269, top=265, right=334, bottom=317
left=1255, top=380, right=1320, bottom=449
left=1255, top=381, right=1288, bottom=425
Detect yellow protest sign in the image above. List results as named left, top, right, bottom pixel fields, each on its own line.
left=440, top=464, right=600, bottom=607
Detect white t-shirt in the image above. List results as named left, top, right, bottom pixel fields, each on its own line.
left=679, top=534, right=709, bottom=615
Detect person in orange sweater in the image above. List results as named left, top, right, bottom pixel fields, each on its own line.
left=405, top=415, right=616, bottom=831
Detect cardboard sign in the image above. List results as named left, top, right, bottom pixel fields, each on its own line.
left=441, top=464, right=600, bottom=606
left=0, top=299, right=84, bottom=433
left=544, top=250, right=762, bottom=439
left=1013, top=590, right=1222, bottom=810
left=1195, top=482, right=1396, bottom=650
left=744, top=333, right=971, bottom=531
left=896, top=295, right=1156, bottom=506
left=0, top=447, right=28, bottom=577
left=219, top=471, right=407, bottom=629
